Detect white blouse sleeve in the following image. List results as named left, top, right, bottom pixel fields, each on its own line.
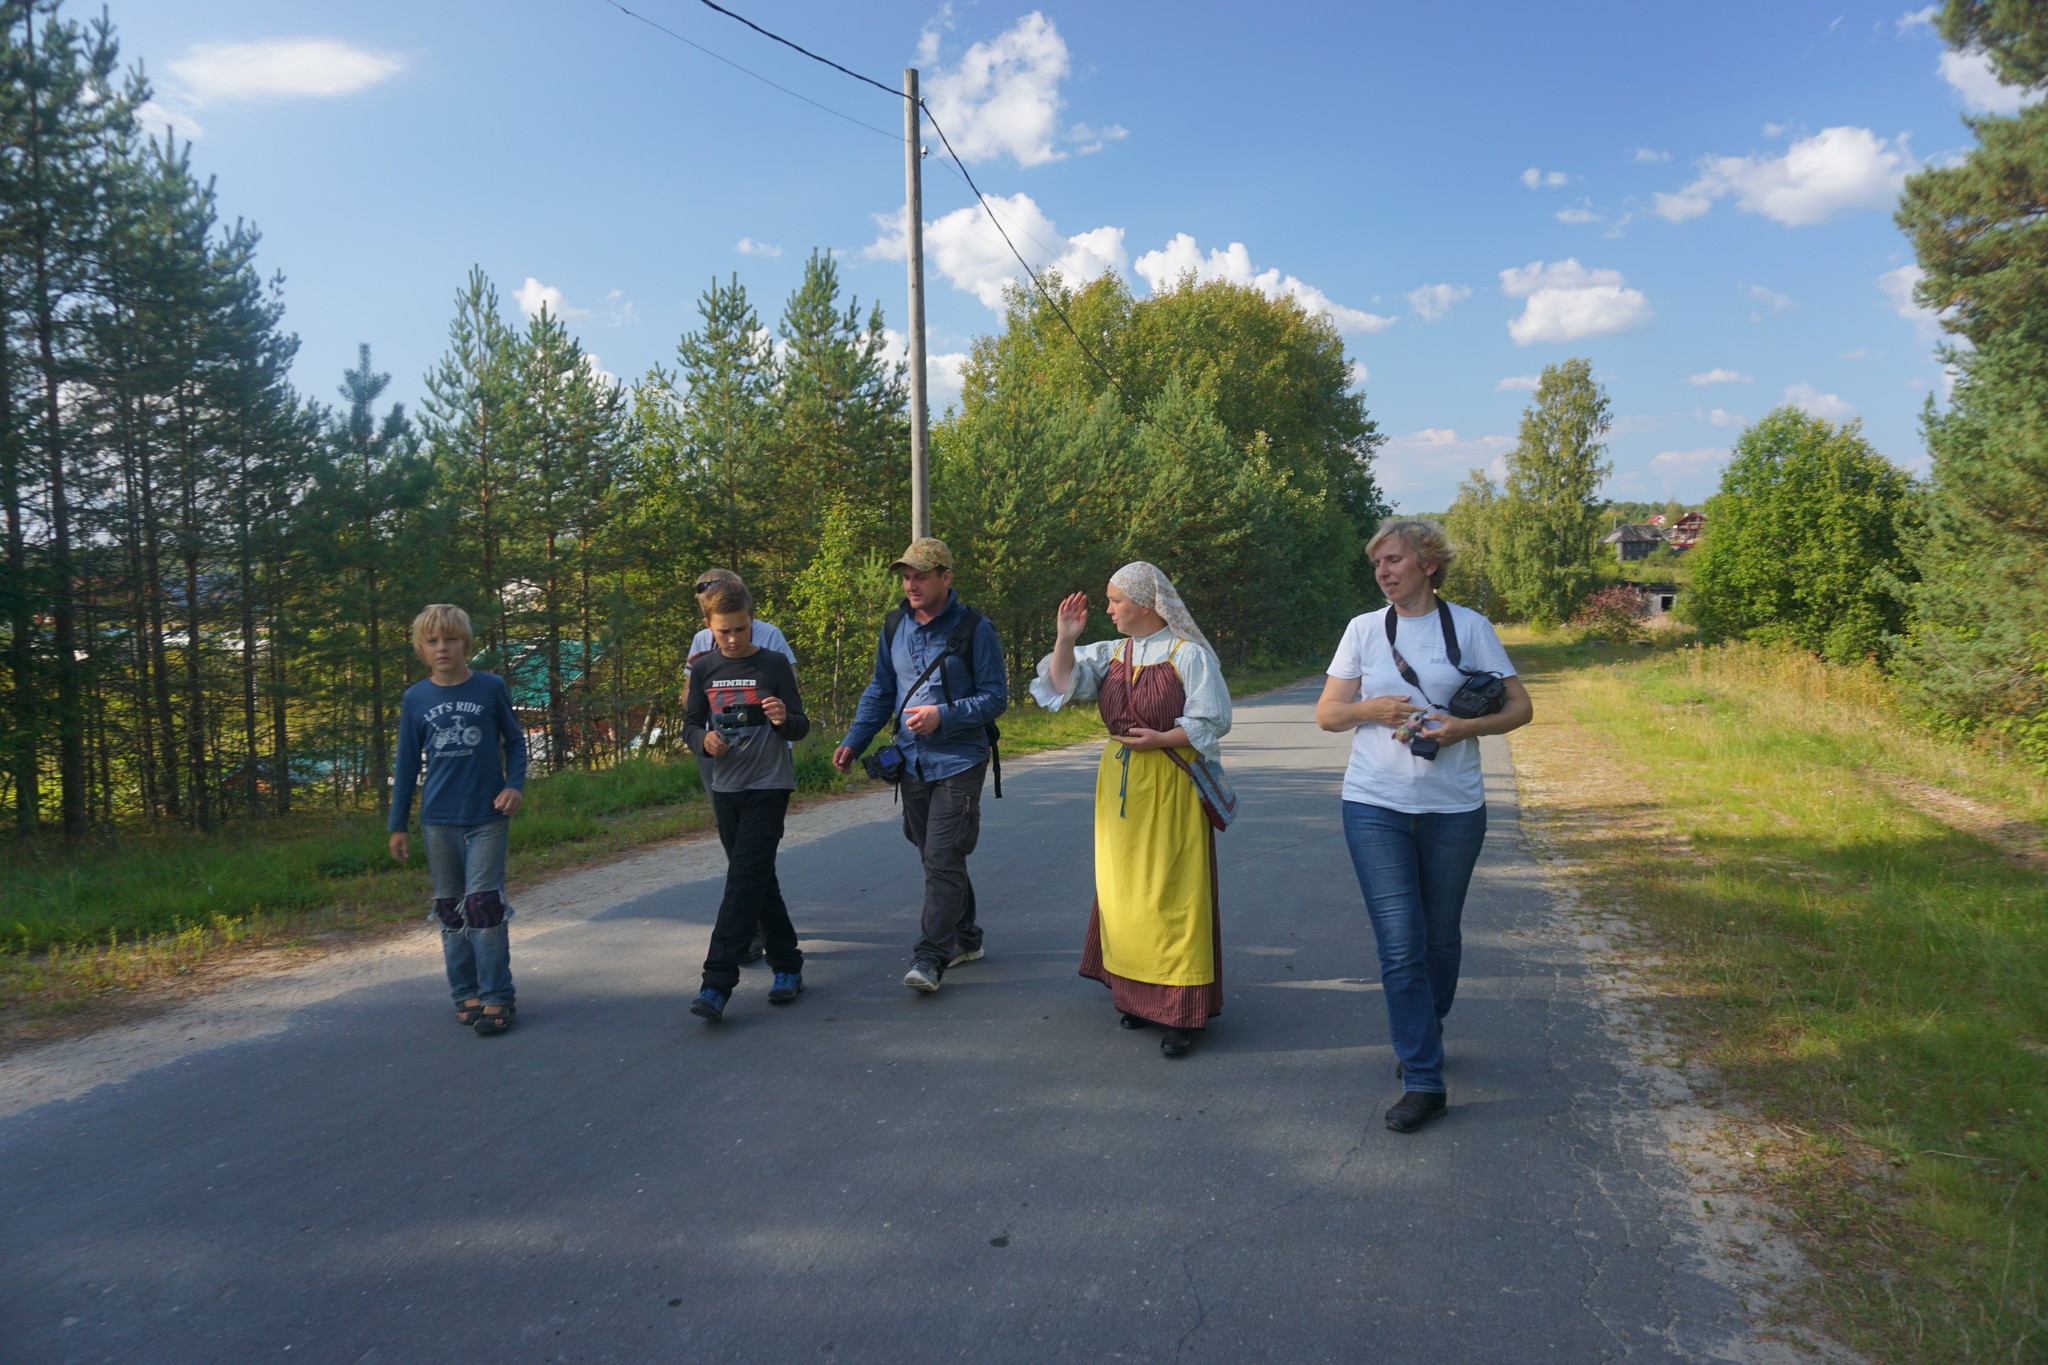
left=1172, top=642, right=1233, bottom=761
left=1030, top=639, right=1120, bottom=710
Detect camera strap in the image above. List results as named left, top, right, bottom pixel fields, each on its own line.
left=1383, top=598, right=1462, bottom=710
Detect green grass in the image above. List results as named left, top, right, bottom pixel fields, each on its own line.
left=1506, top=631, right=2048, bottom=1362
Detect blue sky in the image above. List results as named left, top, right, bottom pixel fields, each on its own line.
left=124, top=0, right=1989, bottom=511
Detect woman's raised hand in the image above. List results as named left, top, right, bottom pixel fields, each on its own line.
left=1055, top=591, right=1089, bottom=643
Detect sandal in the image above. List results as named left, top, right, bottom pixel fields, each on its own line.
left=473, top=1003, right=517, bottom=1036
left=454, top=999, right=485, bottom=1026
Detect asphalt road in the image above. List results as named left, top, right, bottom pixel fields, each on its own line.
left=1, top=681, right=1779, bottom=1364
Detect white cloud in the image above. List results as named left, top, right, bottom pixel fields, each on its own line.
left=1633, top=147, right=1670, bottom=162
left=1377, top=428, right=1515, bottom=494
left=866, top=196, right=1125, bottom=310
left=1687, top=367, right=1753, bottom=385
left=1697, top=407, right=1747, bottom=426
left=1654, top=126, right=1911, bottom=226
left=1937, top=48, right=2047, bottom=114
left=1841, top=346, right=1871, bottom=360
left=1745, top=284, right=1796, bottom=315
left=1555, top=206, right=1602, bottom=224
left=512, top=278, right=636, bottom=327
left=167, top=38, right=406, bottom=105
left=735, top=238, right=783, bottom=258
left=1785, top=382, right=1854, bottom=419
left=1879, top=263, right=1943, bottom=340
left=1762, top=121, right=1789, bottom=138
left=1406, top=283, right=1472, bottom=320
left=1348, top=361, right=1369, bottom=386
left=1133, top=234, right=1395, bottom=333
left=918, top=12, right=1118, bottom=167
left=1495, top=374, right=1540, bottom=392
left=1520, top=167, right=1570, bottom=189
left=1897, top=6, right=1938, bottom=31
left=134, top=98, right=205, bottom=139
left=879, top=329, right=970, bottom=411
left=1652, top=446, right=1726, bottom=470
left=1498, top=258, right=1653, bottom=345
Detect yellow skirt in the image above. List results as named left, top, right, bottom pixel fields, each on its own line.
left=1092, top=743, right=1215, bottom=986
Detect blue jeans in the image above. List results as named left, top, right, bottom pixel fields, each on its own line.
left=423, top=819, right=514, bottom=1006
left=1341, top=800, right=1488, bottom=1095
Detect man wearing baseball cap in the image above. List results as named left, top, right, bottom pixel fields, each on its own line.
left=833, top=537, right=1009, bottom=993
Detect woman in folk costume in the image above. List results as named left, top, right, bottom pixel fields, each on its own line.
left=1032, top=562, right=1234, bottom=1058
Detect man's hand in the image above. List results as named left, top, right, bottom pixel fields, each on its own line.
left=903, top=705, right=941, bottom=735
left=493, top=788, right=523, bottom=815
left=762, top=695, right=788, bottom=726
left=388, top=831, right=409, bottom=863
left=704, top=730, right=731, bottom=757
left=832, top=744, right=856, bottom=774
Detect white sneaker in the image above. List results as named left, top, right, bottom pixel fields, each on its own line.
left=947, top=945, right=984, bottom=968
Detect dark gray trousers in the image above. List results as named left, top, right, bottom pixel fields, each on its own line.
left=901, top=760, right=986, bottom=965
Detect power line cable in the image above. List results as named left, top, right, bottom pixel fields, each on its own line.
left=629, top=0, right=1188, bottom=443
left=598, top=0, right=902, bottom=143
left=689, top=0, right=907, bottom=99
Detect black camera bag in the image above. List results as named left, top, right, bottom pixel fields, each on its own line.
left=1384, top=599, right=1508, bottom=753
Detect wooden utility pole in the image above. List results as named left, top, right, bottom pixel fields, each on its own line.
left=903, top=68, right=931, bottom=539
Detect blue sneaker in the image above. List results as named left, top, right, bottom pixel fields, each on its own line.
left=767, top=971, right=804, bottom=1004
left=689, top=988, right=728, bottom=1022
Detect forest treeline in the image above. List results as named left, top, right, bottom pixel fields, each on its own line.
left=0, top=0, right=1389, bottom=840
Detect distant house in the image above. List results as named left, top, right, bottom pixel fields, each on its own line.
left=1634, top=581, right=1680, bottom=616
left=1600, top=523, right=1668, bottom=562
left=1666, top=511, right=1705, bottom=549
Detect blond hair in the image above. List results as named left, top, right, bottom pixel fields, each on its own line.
left=1365, top=518, right=1457, bottom=589
left=410, top=603, right=474, bottom=650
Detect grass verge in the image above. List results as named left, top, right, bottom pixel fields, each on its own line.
left=1502, top=628, right=2047, bottom=1363
left=0, top=661, right=1315, bottom=1044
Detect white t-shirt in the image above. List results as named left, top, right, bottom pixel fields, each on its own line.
left=689, top=619, right=796, bottom=667
left=1326, top=602, right=1517, bottom=814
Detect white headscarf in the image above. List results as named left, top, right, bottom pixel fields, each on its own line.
left=1110, top=561, right=1215, bottom=657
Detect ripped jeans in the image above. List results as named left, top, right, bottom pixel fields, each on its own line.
left=424, top=819, right=514, bottom=1006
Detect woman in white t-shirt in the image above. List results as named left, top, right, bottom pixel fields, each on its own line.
left=1316, top=520, right=1533, bottom=1134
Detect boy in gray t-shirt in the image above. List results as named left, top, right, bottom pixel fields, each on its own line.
left=681, top=583, right=810, bottom=1021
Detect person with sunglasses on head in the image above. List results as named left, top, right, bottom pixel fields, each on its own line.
left=686, top=569, right=796, bottom=672
left=686, top=569, right=797, bottom=966
left=1316, top=519, right=1533, bottom=1134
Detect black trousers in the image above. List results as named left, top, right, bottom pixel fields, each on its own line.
left=901, top=761, right=986, bottom=964
left=702, top=788, right=802, bottom=993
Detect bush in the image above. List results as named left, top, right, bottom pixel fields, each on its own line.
left=1569, top=585, right=1646, bottom=642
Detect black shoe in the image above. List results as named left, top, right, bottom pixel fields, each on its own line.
left=1118, top=1012, right=1153, bottom=1030
left=903, top=957, right=944, bottom=993
left=739, top=933, right=766, bottom=965
left=1384, top=1090, right=1447, bottom=1132
left=1159, top=1028, right=1194, bottom=1057
left=947, top=942, right=984, bottom=967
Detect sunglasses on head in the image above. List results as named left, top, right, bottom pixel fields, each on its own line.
left=693, top=580, right=719, bottom=595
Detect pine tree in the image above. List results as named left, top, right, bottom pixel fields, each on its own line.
left=422, top=268, right=520, bottom=662
left=1495, top=358, right=1612, bottom=628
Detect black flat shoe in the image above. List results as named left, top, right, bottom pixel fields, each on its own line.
left=1384, top=1090, right=1446, bottom=1132
left=1119, top=1012, right=1153, bottom=1030
left=1159, top=1028, right=1194, bottom=1057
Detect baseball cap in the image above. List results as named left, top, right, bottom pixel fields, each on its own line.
left=888, top=537, right=955, bottom=573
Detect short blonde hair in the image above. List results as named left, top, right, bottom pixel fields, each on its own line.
left=1366, top=518, right=1457, bottom=589
left=411, top=603, right=474, bottom=650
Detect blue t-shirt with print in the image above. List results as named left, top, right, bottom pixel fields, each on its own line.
left=388, top=671, right=530, bottom=831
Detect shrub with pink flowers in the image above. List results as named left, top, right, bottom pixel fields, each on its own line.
left=1569, top=585, right=1647, bottom=642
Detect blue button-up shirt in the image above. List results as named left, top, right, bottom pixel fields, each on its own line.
left=841, top=591, right=1009, bottom=781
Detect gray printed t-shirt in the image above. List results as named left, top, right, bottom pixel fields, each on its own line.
left=682, top=648, right=810, bottom=792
